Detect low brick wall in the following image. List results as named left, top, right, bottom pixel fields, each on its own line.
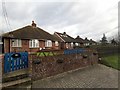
left=0, top=54, right=4, bottom=75
left=29, top=50, right=98, bottom=81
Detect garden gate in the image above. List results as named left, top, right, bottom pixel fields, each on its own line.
left=4, top=52, right=28, bottom=73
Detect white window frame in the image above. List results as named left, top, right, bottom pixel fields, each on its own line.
left=45, top=40, right=52, bottom=47
left=66, top=43, right=68, bottom=48
left=11, top=39, right=22, bottom=47
left=75, top=43, right=79, bottom=46
left=71, top=42, right=74, bottom=47
left=87, top=43, right=90, bottom=46
left=29, top=39, right=39, bottom=48
left=55, top=41, right=59, bottom=46
left=84, top=43, right=89, bottom=46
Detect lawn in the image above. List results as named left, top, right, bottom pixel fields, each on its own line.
left=100, top=54, right=120, bottom=70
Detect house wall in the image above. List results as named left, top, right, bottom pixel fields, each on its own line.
left=4, top=38, right=10, bottom=53
left=54, top=33, right=74, bottom=49
left=59, top=42, right=73, bottom=49
left=3, top=38, right=60, bottom=53
left=79, top=43, right=84, bottom=47
left=65, top=43, right=74, bottom=49
left=68, top=43, right=72, bottom=49
left=52, top=41, right=60, bottom=50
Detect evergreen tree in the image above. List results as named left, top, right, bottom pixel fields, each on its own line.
left=100, top=34, right=108, bottom=45
left=111, top=39, right=117, bottom=45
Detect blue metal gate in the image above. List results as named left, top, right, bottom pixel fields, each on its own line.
left=4, top=52, right=28, bottom=73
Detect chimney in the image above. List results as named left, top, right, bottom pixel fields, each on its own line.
left=85, top=37, right=87, bottom=40
left=76, top=36, right=80, bottom=38
left=31, top=21, right=36, bottom=28
left=63, top=32, right=66, bottom=35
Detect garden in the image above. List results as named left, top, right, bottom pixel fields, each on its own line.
left=100, top=54, right=119, bottom=70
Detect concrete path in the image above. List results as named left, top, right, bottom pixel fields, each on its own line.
left=32, top=64, right=119, bottom=88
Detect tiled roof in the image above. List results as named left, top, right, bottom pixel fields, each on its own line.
left=55, top=32, right=76, bottom=42
left=75, top=36, right=84, bottom=43
left=84, top=38, right=90, bottom=43
left=2, top=26, right=59, bottom=41
left=90, top=39, right=97, bottom=43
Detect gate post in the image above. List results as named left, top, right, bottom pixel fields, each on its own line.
left=28, top=53, right=33, bottom=88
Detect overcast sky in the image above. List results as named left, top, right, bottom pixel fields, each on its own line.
left=0, top=0, right=119, bottom=41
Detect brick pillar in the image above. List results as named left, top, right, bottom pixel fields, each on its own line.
left=28, top=54, right=33, bottom=80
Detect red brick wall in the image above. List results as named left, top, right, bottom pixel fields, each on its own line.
left=64, top=43, right=74, bottom=49
left=4, top=39, right=10, bottom=53
left=29, top=50, right=98, bottom=81
left=52, top=41, right=60, bottom=49
left=39, top=41, right=45, bottom=48
left=0, top=54, right=4, bottom=74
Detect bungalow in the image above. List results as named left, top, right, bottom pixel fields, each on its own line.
left=84, top=37, right=90, bottom=46
left=1, top=21, right=60, bottom=53
left=89, top=39, right=97, bottom=46
left=74, top=36, right=84, bottom=48
left=54, top=32, right=76, bottom=49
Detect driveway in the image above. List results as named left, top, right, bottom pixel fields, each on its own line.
left=32, top=64, right=119, bottom=88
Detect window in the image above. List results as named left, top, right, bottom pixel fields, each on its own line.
left=71, top=42, right=74, bottom=47
left=29, top=39, right=39, bottom=48
left=84, top=43, right=89, bottom=46
left=45, top=40, right=52, bottom=47
left=66, top=43, right=68, bottom=48
left=55, top=41, right=59, bottom=46
left=12, top=39, right=22, bottom=47
left=87, top=43, right=90, bottom=46
left=75, top=43, right=79, bottom=46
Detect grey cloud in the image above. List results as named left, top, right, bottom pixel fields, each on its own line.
left=33, top=2, right=97, bottom=28
left=33, top=2, right=75, bottom=26
left=1, top=0, right=119, bottom=41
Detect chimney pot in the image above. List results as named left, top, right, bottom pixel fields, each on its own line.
left=32, top=21, right=36, bottom=28
left=63, top=32, right=66, bottom=35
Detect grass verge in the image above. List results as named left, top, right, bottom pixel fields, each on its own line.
left=100, top=54, right=120, bottom=70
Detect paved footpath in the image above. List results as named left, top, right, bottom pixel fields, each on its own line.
left=32, top=64, right=119, bottom=88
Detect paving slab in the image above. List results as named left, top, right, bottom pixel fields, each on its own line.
left=32, top=64, right=119, bottom=88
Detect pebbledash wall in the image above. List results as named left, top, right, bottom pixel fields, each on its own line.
left=29, top=49, right=98, bottom=81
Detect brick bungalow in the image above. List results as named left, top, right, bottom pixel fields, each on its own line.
left=1, top=21, right=60, bottom=53
left=54, top=32, right=76, bottom=49
left=74, top=36, right=84, bottom=48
